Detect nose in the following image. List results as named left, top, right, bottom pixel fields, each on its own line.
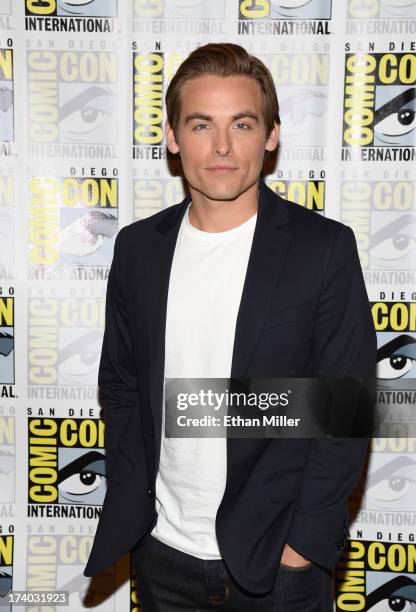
left=212, top=128, right=232, bottom=156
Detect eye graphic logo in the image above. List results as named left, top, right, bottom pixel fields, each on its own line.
left=0, top=534, right=13, bottom=611
left=28, top=418, right=106, bottom=508
left=365, top=454, right=416, bottom=512
left=0, top=297, right=14, bottom=386
left=335, top=541, right=416, bottom=611
left=27, top=52, right=118, bottom=145
left=25, top=0, right=118, bottom=17
left=0, top=49, right=13, bottom=144
left=377, top=334, right=416, bottom=382
left=372, top=301, right=416, bottom=392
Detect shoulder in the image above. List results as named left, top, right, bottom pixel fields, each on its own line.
left=272, top=189, right=356, bottom=251
left=114, top=201, right=187, bottom=253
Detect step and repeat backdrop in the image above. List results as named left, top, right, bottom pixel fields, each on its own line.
left=0, top=1, right=415, bottom=610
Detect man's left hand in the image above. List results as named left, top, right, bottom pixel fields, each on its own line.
left=281, top=543, right=312, bottom=567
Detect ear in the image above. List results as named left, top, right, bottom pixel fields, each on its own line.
left=165, top=120, right=180, bottom=154
left=265, top=121, right=280, bottom=152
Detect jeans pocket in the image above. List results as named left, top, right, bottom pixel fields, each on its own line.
left=279, top=561, right=314, bottom=572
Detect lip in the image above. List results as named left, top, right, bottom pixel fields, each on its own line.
left=205, top=166, right=239, bottom=172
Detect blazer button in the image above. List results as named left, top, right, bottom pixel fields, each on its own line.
left=148, top=488, right=153, bottom=497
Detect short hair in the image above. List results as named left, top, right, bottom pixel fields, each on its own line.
left=165, top=43, right=280, bottom=139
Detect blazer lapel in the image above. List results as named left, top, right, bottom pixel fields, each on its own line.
left=230, top=179, right=292, bottom=378
left=145, top=197, right=190, bottom=476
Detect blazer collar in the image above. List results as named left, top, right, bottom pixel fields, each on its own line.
left=154, top=177, right=291, bottom=235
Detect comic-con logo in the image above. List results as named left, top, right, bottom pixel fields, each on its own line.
left=0, top=531, right=14, bottom=610
left=27, top=51, right=118, bottom=145
left=25, top=0, right=118, bottom=16
left=28, top=417, right=106, bottom=513
left=27, top=176, right=118, bottom=279
left=347, top=0, right=416, bottom=18
left=372, top=301, right=416, bottom=386
left=342, top=52, right=416, bottom=161
left=340, top=179, right=416, bottom=270
left=26, top=532, right=116, bottom=611
left=336, top=540, right=416, bottom=611
left=0, top=416, right=15, bottom=505
left=28, top=296, right=105, bottom=389
left=0, top=49, right=13, bottom=146
left=0, top=294, right=14, bottom=386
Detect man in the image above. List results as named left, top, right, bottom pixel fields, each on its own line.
left=84, top=43, right=377, bottom=610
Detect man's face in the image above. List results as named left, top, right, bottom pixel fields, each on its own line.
left=165, top=75, right=279, bottom=203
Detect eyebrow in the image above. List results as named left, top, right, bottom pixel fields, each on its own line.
left=184, top=111, right=260, bottom=124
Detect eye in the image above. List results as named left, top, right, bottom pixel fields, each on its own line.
left=369, top=475, right=416, bottom=503
left=375, top=108, right=416, bottom=138
left=58, top=470, right=104, bottom=495
left=367, top=598, right=413, bottom=611
left=234, top=122, right=250, bottom=129
left=59, top=87, right=117, bottom=138
left=371, top=232, right=416, bottom=262
left=377, top=355, right=414, bottom=379
left=192, top=123, right=209, bottom=130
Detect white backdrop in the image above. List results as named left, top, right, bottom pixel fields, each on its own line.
left=0, top=1, right=415, bottom=610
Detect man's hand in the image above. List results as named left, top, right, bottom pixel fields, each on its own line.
left=280, top=543, right=312, bottom=567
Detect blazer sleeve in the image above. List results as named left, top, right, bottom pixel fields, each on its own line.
left=285, top=224, right=377, bottom=572
left=98, top=228, right=139, bottom=455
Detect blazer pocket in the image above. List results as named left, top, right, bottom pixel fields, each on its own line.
left=262, top=305, right=305, bottom=331
left=263, top=467, right=303, bottom=502
left=105, top=447, right=136, bottom=484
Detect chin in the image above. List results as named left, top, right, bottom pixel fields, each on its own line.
left=192, top=182, right=248, bottom=202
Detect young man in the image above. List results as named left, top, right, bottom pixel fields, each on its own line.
left=84, top=43, right=377, bottom=610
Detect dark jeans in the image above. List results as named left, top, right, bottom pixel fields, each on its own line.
left=132, top=535, right=334, bottom=611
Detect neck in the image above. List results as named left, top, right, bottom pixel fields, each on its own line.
left=187, top=180, right=259, bottom=232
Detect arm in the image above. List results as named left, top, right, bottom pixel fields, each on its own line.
left=98, top=228, right=139, bottom=457
left=284, top=224, right=377, bottom=571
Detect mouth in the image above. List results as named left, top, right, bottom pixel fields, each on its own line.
left=205, top=167, right=239, bottom=172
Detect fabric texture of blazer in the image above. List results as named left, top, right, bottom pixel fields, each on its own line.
left=83, top=178, right=377, bottom=594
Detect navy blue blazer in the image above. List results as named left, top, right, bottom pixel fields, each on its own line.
left=83, top=178, right=377, bottom=593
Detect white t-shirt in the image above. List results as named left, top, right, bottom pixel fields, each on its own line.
left=150, top=202, right=257, bottom=559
